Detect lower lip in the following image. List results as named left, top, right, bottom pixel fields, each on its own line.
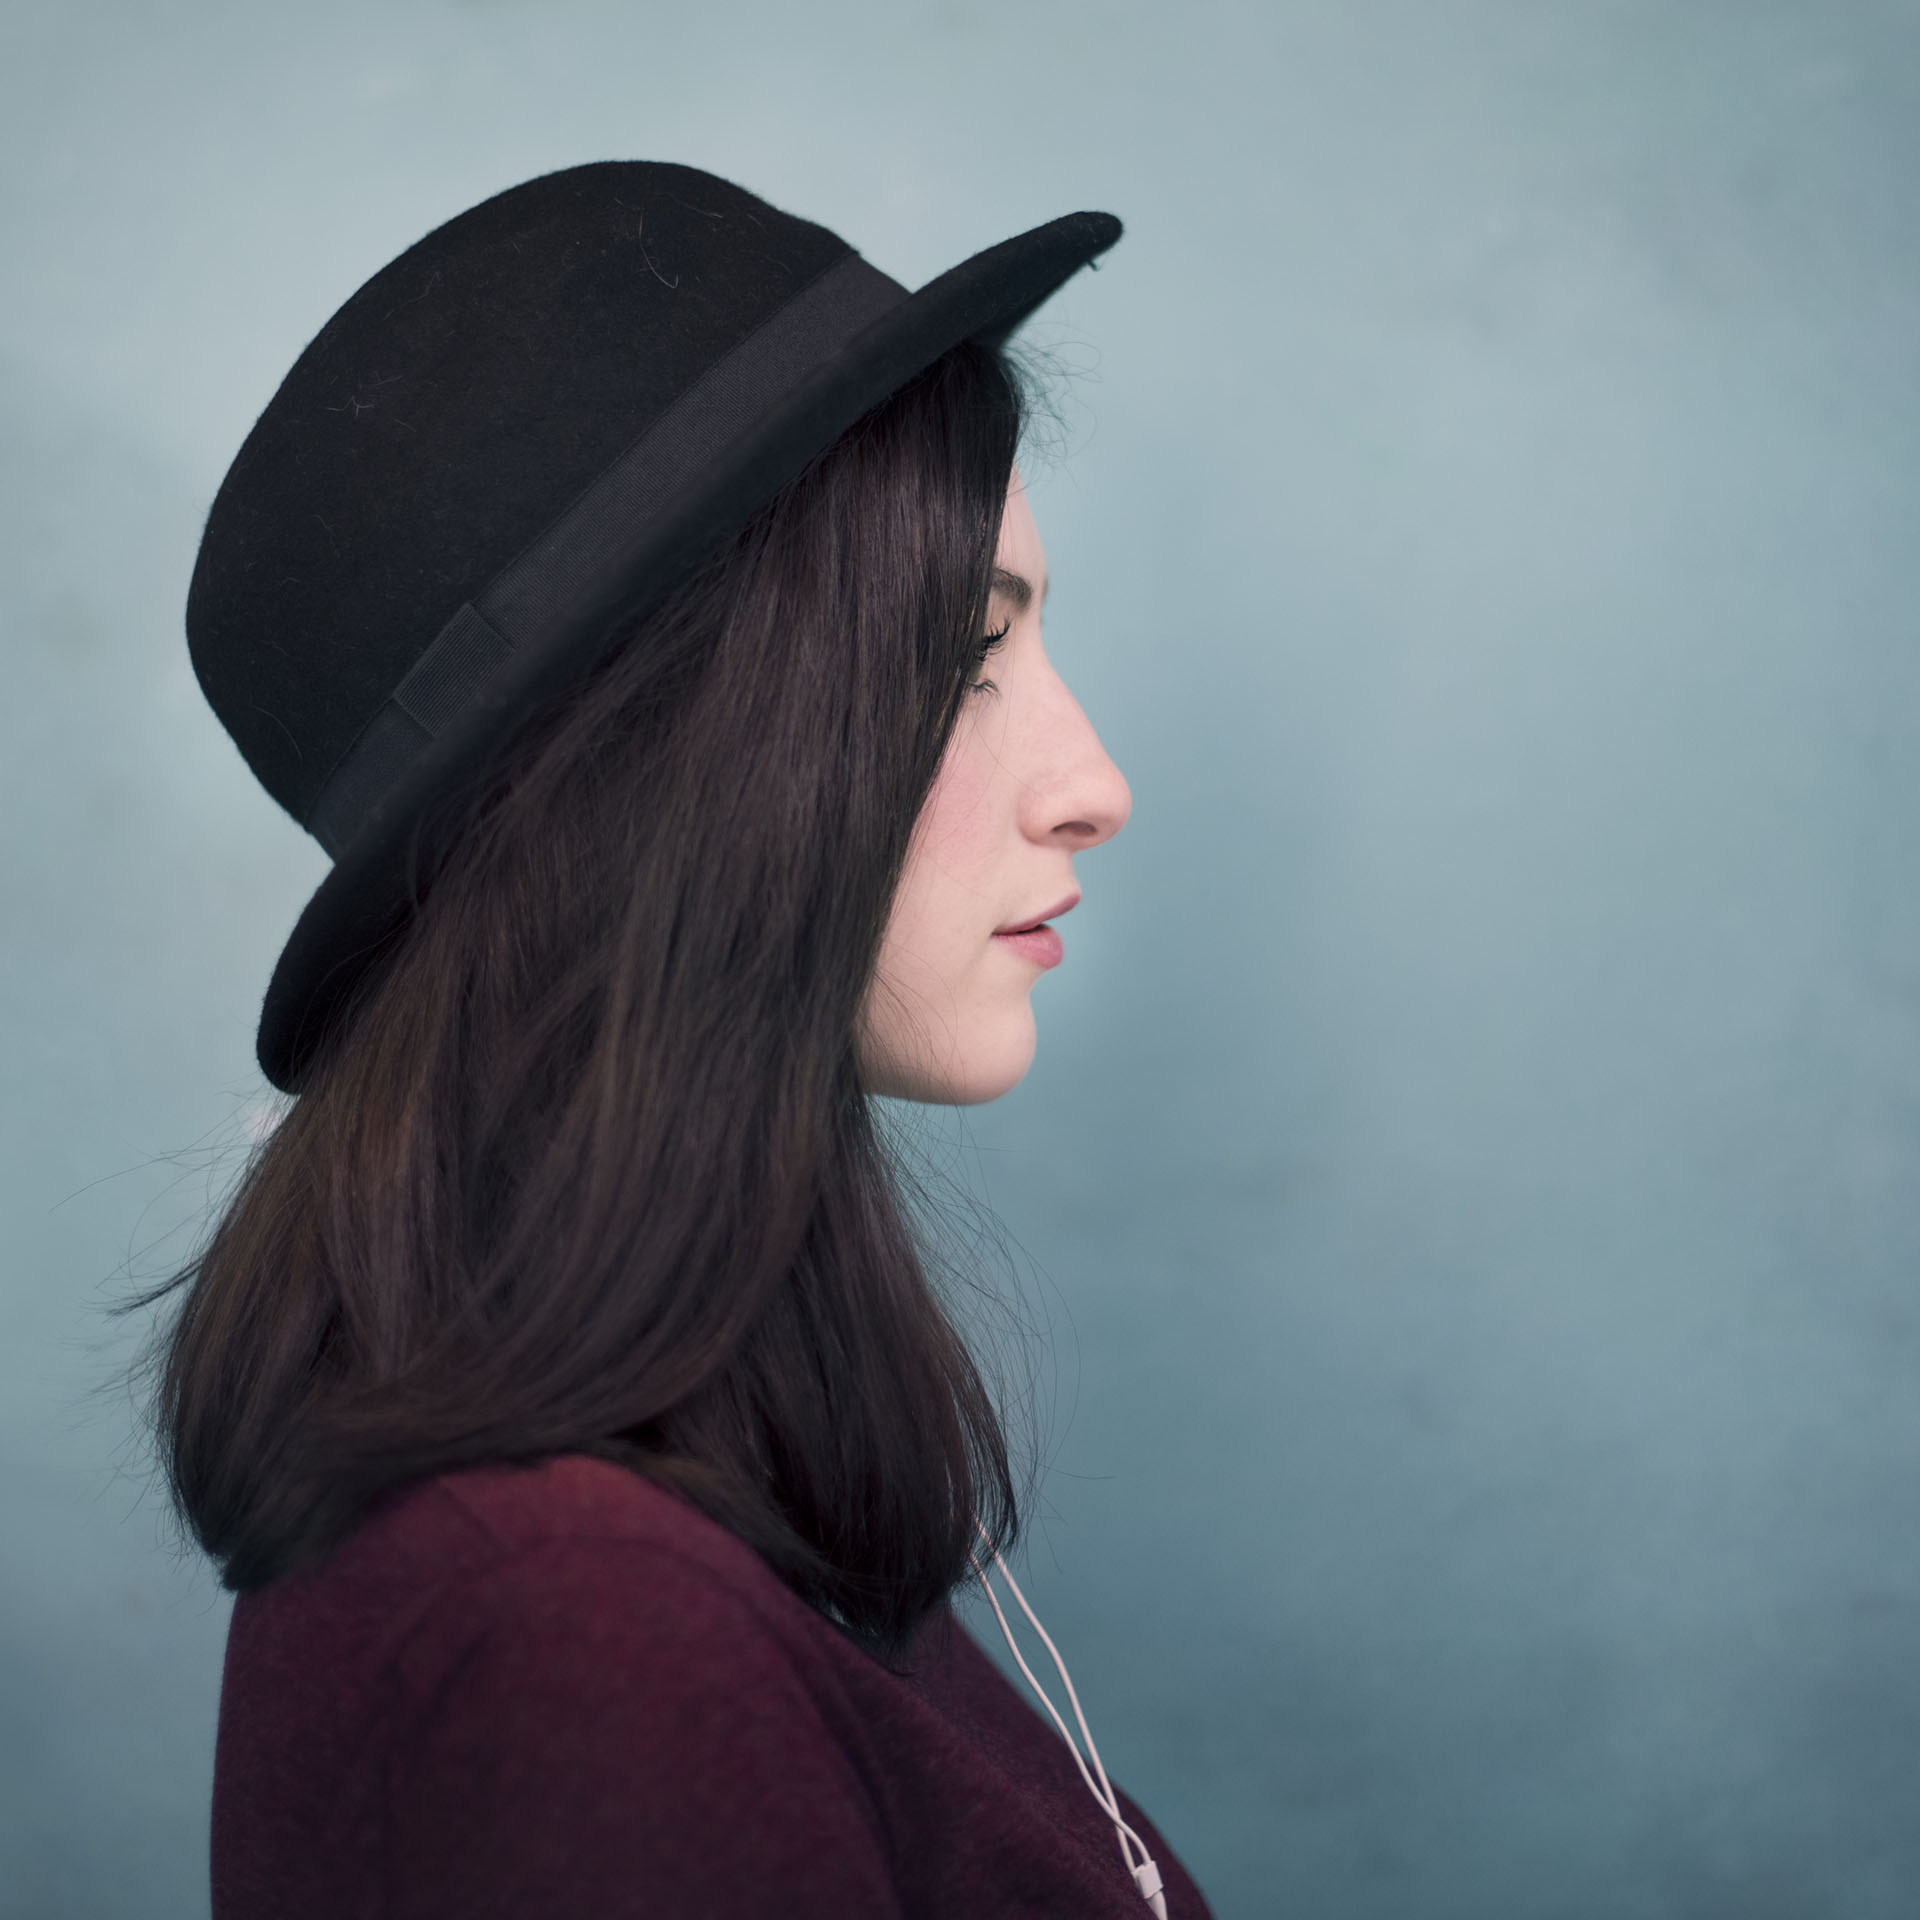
left=993, top=924, right=1064, bottom=969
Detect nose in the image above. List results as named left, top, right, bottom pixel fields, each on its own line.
left=1020, top=662, right=1131, bottom=852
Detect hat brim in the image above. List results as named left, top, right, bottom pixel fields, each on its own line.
left=257, top=209, right=1121, bottom=1090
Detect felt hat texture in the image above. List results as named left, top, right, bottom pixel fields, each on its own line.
left=186, top=162, right=1120, bottom=1090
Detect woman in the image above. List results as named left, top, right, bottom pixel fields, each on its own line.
left=156, top=161, right=1210, bottom=1918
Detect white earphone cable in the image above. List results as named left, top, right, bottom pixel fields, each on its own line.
left=968, top=1522, right=1169, bottom=1917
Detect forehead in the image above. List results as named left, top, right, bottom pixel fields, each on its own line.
left=992, top=472, right=1047, bottom=598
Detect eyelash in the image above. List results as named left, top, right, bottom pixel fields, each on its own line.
left=967, top=620, right=1010, bottom=695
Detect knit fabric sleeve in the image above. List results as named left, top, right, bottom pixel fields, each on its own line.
left=377, top=1536, right=902, bottom=1920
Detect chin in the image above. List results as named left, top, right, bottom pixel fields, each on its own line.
left=945, top=1007, right=1039, bottom=1106
left=864, top=1006, right=1037, bottom=1106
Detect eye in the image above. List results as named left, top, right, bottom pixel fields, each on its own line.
left=967, top=620, right=1010, bottom=695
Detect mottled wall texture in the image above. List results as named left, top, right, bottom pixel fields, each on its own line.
left=6, top=2, right=1920, bottom=1914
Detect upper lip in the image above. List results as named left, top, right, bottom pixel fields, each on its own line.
left=995, top=892, right=1081, bottom=935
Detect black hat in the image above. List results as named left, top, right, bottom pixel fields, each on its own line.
left=187, top=162, right=1120, bottom=1091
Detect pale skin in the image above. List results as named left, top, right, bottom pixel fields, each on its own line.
left=860, top=472, right=1132, bottom=1105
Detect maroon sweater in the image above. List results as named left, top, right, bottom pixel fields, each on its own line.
left=212, top=1456, right=1213, bottom=1918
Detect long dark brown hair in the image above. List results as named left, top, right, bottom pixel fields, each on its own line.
left=146, top=341, right=1028, bottom=1652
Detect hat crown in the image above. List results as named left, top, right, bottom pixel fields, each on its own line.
left=187, top=162, right=851, bottom=828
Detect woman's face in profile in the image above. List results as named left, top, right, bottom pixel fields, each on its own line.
left=861, top=472, right=1132, bottom=1105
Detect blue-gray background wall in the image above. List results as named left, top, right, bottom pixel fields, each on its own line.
left=6, top=2, right=1920, bottom=1914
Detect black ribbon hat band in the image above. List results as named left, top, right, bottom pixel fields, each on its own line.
left=306, top=252, right=909, bottom=859
left=186, top=163, right=1119, bottom=1088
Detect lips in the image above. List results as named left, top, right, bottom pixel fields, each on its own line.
left=994, top=892, right=1080, bottom=937
left=991, top=891, right=1078, bottom=971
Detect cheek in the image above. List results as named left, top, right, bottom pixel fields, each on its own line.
left=881, top=732, right=1007, bottom=1002
left=911, top=738, right=1001, bottom=917
left=862, top=713, right=1034, bottom=1104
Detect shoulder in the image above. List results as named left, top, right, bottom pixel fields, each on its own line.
left=276, top=1454, right=814, bottom=1676
left=278, top=1454, right=780, bottom=1626
left=351, top=1452, right=774, bottom=1591
left=239, top=1455, right=892, bottom=1818
left=227, top=1454, right=832, bottom=1735
left=220, top=1459, right=906, bottom=1916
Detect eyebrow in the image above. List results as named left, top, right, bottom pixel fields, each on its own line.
left=991, top=567, right=1047, bottom=611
